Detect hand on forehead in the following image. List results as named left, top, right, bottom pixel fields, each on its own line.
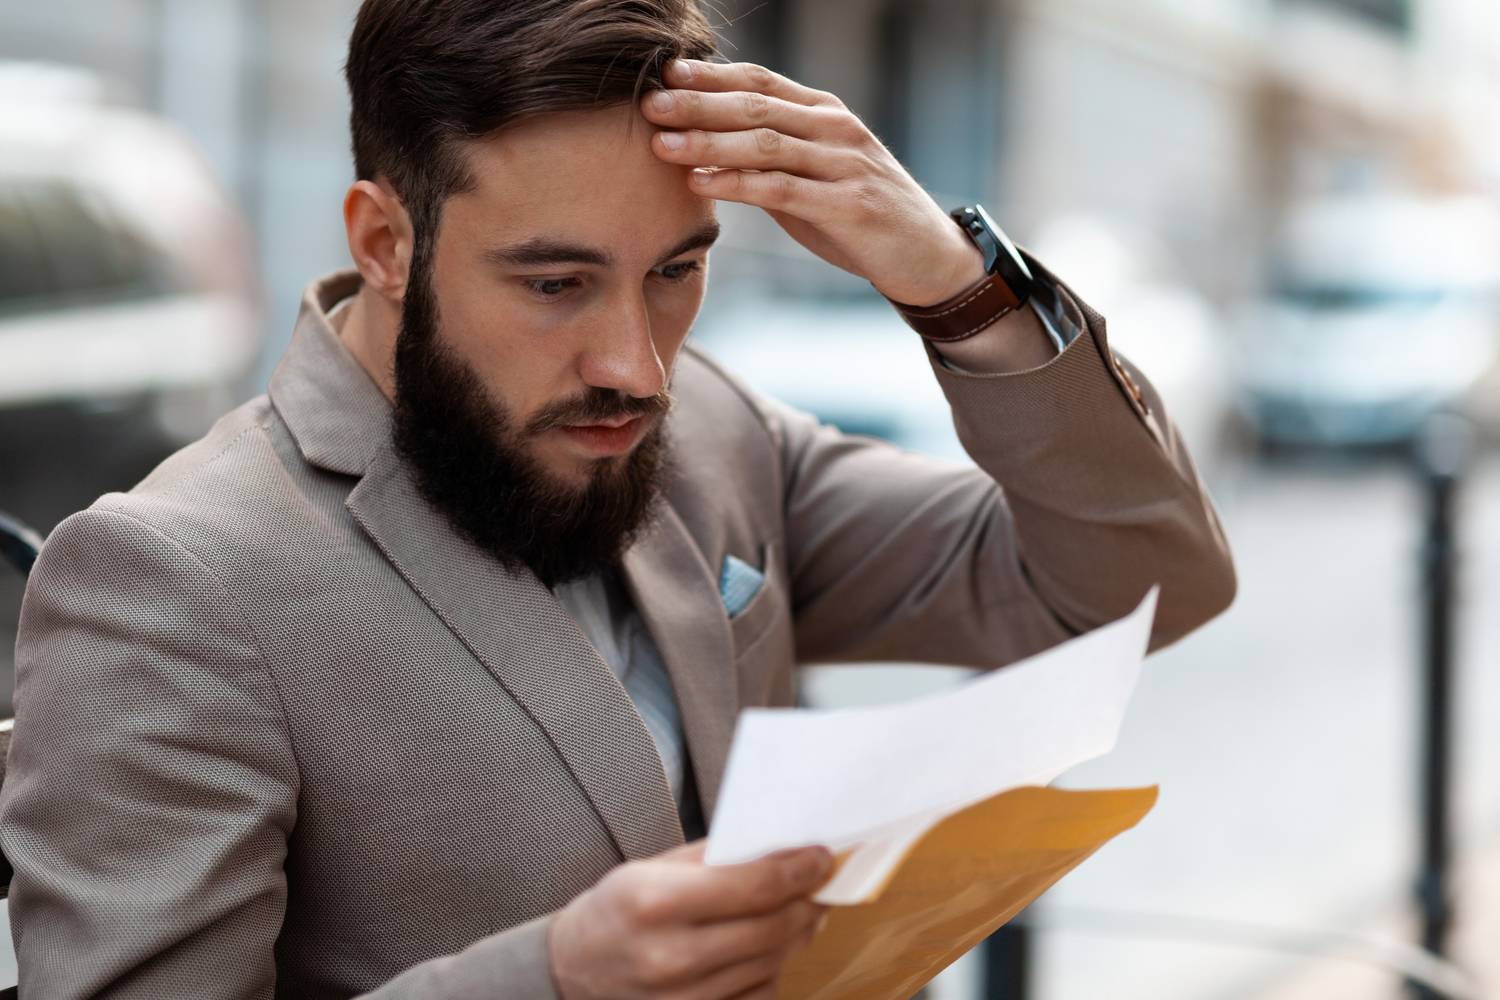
left=638, top=56, right=982, bottom=308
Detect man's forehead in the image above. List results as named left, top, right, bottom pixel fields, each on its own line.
left=464, top=105, right=675, bottom=198
left=453, top=104, right=715, bottom=263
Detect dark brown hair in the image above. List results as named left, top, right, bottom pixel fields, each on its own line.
left=345, top=0, right=721, bottom=260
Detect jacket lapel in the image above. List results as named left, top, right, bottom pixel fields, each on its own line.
left=271, top=271, right=716, bottom=859
left=620, top=505, right=738, bottom=824
left=345, top=446, right=685, bottom=861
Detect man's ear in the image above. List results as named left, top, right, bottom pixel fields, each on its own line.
left=344, top=179, right=415, bottom=303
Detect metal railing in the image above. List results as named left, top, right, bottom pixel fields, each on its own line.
left=0, top=511, right=40, bottom=578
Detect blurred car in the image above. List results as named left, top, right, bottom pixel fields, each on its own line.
left=698, top=217, right=1233, bottom=473
left=0, top=62, right=262, bottom=442
left=697, top=288, right=966, bottom=461
left=1233, top=193, right=1500, bottom=447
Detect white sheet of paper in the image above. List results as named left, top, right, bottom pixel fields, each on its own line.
left=704, top=587, right=1158, bottom=904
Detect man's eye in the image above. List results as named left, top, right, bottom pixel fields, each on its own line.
left=524, top=277, right=581, bottom=298
left=655, top=260, right=703, bottom=282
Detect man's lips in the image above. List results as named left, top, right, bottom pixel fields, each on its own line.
left=556, top=415, right=650, bottom=456
left=566, top=413, right=639, bottom=430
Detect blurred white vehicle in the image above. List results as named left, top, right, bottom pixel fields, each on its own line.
left=699, top=216, right=1233, bottom=473
left=0, top=62, right=262, bottom=441
left=1234, top=194, right=1500, bottom=447
left=698, top=288, right=964, bottom=460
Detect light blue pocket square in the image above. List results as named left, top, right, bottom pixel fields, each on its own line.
left=719, top=554, right=765, bottom=618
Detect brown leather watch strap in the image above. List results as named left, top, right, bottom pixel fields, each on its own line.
left=882, top=270, right=1025, bottom=343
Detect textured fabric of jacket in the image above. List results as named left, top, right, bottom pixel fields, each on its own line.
left=0, top=264, right=1235, bottom=998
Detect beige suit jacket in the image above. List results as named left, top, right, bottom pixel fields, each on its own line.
left=0, top=264, right=1234, bottom=998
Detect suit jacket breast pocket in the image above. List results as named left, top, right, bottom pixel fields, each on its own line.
left=727, top=540, right=795, bottom=708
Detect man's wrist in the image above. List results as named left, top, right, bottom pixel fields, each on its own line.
left=928, top=299, right=1058, bottom=374
left=880, top=232, right=989, bottom=309
left=880, top=205, right=1043, bottom=344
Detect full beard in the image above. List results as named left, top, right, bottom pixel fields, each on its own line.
left=390, top=264, right=672, bottom=589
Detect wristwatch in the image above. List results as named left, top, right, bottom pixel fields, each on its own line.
left=885, top=204, right=1037, bottom=343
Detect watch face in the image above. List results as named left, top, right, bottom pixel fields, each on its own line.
left=973, top=205, right=1034, bottom=283
left=953, top=204, right=1035, bottom=302
left=953, top=208, right=1002, bottom=274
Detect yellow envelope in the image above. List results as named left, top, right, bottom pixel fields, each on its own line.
left=779, top=784, right=1159, bottom=1000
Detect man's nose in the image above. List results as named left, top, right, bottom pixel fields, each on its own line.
left=578, top=296, right=666, bottom=400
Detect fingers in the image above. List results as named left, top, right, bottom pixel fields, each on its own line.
left=688, top=900, right=824, bottom=971
left=647, top=845, right=834, bottom=923
left=643, top=87, right=838, bottom=143
left=652, top=126, right=856, bottom=182
left=665, top=58, right=837, bottom=109
left=674, top=907, right=824, bottom=1000
left=685, top=168, right=833, bottom=218
left=649, top=900, right=821, bottom=997
left=672, top=951, right=784, bottom=1000
left=572, top=845, right=831, bottom=999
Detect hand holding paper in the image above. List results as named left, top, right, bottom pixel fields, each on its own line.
left=703, top=588, right=1164, bottom=999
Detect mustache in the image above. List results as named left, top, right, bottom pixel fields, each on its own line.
left=524, top=386, right=674, bottom=436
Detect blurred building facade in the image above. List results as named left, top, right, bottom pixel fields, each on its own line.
left=5, top=0, right=1499, bottom=370
left=726, top=0, right=1500, bottom=299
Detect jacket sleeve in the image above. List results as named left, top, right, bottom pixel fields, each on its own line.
left=0, top=506, right=561, bottom=1000
left=761, top=257, right=1235, bottom=666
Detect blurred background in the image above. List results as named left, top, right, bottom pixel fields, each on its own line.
left=4, top=0, right=1500, bottom=997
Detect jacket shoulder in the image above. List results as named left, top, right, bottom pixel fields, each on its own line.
left=77, top=394, right=330, bottom=575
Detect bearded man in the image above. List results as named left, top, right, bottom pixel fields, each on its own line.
left=0, top=1, right=1235, bottom=997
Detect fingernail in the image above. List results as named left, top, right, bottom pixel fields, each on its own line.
left=691, top=168, right=714, bottom=185
left=814, top=913, right=830, bottom=936
left=652, top=90, right=674, bottom=112
left=658, top=131, right=685, bottom=151
left=671, top=58, right=694, bottom=80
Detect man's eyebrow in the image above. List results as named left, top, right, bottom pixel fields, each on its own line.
left=482, top=221, right=721, bottom=270
left=483, top=238, right=612, bottom=269
left=653, top=220, right=721, bottom=267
